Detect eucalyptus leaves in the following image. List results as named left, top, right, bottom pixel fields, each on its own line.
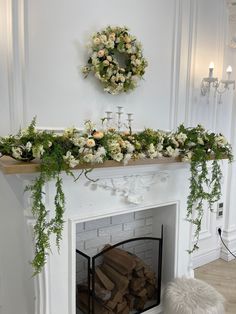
left=0, top=119, right=233, bottom=274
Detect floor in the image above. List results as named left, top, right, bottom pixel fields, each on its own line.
left=195, top=259, right=236, bottom=314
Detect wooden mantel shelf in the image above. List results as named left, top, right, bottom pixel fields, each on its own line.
left=0, top=156, right=184, bottom=175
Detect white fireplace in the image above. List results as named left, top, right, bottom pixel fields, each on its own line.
left=7, top=161, right=193, bottom=314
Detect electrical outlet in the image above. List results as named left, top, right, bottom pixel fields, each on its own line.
left=217, top=202, right=224, bottom=218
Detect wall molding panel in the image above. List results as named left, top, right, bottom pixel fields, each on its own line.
left=6, top=0, right=28, bottom=132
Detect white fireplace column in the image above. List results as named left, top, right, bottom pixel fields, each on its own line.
left=5, top=162, right=193, bottom=314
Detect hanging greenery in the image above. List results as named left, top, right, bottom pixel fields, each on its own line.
left=0, top=119, right=233, bottom=274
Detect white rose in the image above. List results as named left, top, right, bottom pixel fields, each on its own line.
left=124, top=36, right=131, bottom=43
left=109, top=33, right=116, bottom=41
left=120, top=75, right=126, bottom=83
left=93, top=37, right=101, bottom=45
left=103, top=60, right=110, bottom=66
left=107, top=56, right=112, bottom=62
left=97, top=49, right=105, bottom=58
left=100, top=34, right=107, bottom=43
left=86, top=138, right=96, bottom=148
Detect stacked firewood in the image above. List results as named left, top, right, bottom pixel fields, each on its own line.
left=77, top=245, right=157, bottom=314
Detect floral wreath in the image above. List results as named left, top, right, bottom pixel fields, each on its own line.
left=82, top=26, right=148, bottom=95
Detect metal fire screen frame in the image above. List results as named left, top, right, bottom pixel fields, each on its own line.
left=76, top=225, right=163, bottom=314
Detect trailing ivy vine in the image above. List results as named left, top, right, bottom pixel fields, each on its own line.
left=0, top=119, right=233, bottom=274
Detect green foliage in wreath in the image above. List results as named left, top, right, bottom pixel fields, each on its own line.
left=82, top=26, right=148, bottom=94
left=0, top=118, right=233, bottom=274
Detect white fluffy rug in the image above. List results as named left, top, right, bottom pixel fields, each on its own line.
left=163, top=277, right=225, bottom=314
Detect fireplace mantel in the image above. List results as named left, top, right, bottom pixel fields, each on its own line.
left=0, top=156, right=185, bottom=175
left=0, top=155, right=194, bottom=314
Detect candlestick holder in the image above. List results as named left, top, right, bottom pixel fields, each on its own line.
left=127, top=113, right=133, bottom=134
left=116, top=106, right=123, bottom=132
left=105, top=111, right=113, bottom=129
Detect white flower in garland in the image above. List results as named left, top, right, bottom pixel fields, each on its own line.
left=12, top=147, right=23, bottom=159
left=32, top=145, right=45, bottom=159
left=63, top=151, right=79, bottom=168
left=82, top=26, right=148, bottom=95
left=166, top=146, right=180, bottom=157
left=215, top=135, right=228, bottom=147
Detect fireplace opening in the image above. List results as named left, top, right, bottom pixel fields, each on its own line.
left=76, top=230, right=163, bottom=314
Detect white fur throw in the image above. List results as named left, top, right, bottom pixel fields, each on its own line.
left=163, top=277, right=225, bottom=314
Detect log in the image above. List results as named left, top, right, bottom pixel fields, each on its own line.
left=77, top=291, right=112, bottom=314
left=134, top=256, right=145, bottom=271
left=106, top=290, right=123, bottom=310
left=144, top=270, right=155, bottom=280
left=96, top=266, right=115, bottom=291
left=103, top=246, right=136, bottom=275
left=101, top=263, right=129, bottom=293
left=116, top=299, right=127, bottom=313
left=94, top=282, right=111, bottom=301
left=124, top=294, right=135, bottom=310
left=119, top=306, right=130, bottom=314
left=136, top=288, right=147, bottom=298
left=134, top=268, right=145, bottom=278
left=77, top=281, right=111, bottom=302
left=130, top=277, right=145, bottom=292
left=146, top=284, right=156, bottom=299
left=134, top=296, right=146, bottom=312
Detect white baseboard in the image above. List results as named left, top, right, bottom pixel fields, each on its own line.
left=192, top=247, right=221, bottom=269
left=220, top=229, right=236, bottom=261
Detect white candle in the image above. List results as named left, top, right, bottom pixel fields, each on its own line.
left=208, top=62, right=214, bottom=78
left=226, top=65, right=232, bottom=73
left=209, top=62, right=214, bottom=70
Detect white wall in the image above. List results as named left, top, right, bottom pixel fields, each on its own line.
left=0, top=0, right=235, bottom=313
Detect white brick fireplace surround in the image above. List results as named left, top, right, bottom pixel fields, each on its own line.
left=5, top=161, right=194, bottom=314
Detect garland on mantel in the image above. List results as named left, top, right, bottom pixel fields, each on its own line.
left=0, top=118, right=233, bottom=274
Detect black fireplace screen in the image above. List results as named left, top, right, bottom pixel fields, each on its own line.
left=76, top=225, right=163, bottom=314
